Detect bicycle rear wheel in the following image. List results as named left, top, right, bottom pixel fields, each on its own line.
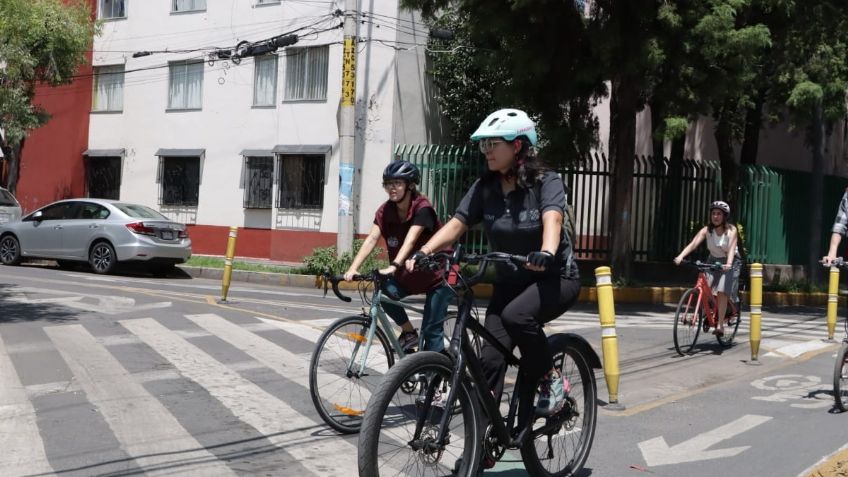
left=358, top=351, right=481, bottom=477
left=717, top=299, right=742, bottom=347
left=833, top=343, right=848, bottom=412
left=674, top=288, right=703, bottom=356
left=520, top=335, right=598, bottom=477
left=309, top=315, right=394, bottom=434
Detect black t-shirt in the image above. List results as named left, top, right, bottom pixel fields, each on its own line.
left=454, top=170, right=579, bottom=284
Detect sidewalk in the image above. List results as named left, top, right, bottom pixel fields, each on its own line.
left=176, top=263, right=842, bottom=308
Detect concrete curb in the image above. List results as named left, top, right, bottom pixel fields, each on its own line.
left=178, top=265, right=845, bottom=306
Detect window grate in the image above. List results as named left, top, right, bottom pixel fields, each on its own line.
left=243, top=157, right=274, bottom=208
left=276, top=154, right=325, bottom=209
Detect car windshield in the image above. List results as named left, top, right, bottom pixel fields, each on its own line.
left=113, top=203, right=169, bottom=220
left=0, top=189, right=18, bottom=207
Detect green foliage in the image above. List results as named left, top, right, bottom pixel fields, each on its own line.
left=0, top=0, right=97, bottom=189
left=764, top=279, right=824, bottom=293
left=302, top=239, right=388, bottom=276
left=408, top=1, right=602, bottom=164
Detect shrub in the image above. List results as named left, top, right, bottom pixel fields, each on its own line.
left=302, top=239, right=388, bottom=275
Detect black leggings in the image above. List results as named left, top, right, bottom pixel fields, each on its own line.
left=480, top=275, right=581, bottom=401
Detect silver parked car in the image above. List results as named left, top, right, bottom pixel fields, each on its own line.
left=0, top=187, right=22, bottom=224
left=0, top=199, right=192, bottom=275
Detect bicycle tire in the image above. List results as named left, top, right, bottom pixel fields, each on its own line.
left=357, top=351, right=482, bottom=477
left=309, top=315, right=395, bottom=434
left=716, top=299, right=742, bottom=347
left=674, top=288, right=703, bottom=356
left=520, top=335, right=598, bottom=477
left=833, top=343, right=848, bottom=412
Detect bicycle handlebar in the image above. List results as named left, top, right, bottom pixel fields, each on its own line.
left=822, top=257, right=848, bottom=270
left=414, top=248, right=529, bottom=288
left=680, top=259, right=724, bottom=271
left=322, top=270, right=398, bottom=303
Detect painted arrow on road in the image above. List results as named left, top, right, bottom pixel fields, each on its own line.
left=638, top=414, right=772, bottom=466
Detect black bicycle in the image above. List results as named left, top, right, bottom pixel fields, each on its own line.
left=357, top=247, right=601, bottom=476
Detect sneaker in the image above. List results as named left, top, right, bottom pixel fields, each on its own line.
left=536, top=372, right=568, bottom=417
left=398, top=330, right=419, bottom=352
left=415, top=389, right=444, bottom=408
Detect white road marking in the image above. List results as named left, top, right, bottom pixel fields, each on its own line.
left=120, top=318, right=357, bottom=475
left=0, top=332, right=54, bottom=475
left=46, top=324, right=236, bottom=476
left=638, top=414, right=772, bottom=466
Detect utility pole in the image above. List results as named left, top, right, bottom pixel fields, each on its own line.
left=337, top=0, right=357, bottom=256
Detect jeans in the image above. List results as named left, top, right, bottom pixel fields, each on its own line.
left=381, top=279, right=454, bottom=352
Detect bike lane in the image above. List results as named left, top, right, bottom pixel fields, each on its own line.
left=582, top=344, right=845, bottom=477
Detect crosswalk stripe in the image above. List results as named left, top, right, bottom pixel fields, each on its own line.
left=0, top=333, right=54, bottom=476
left=185, top=314, right=312, bottom=388
left=120, top=318, right=357, bottom=475
left=257, top=317, right=325, bottom=343
left=45, top=324, right=236, bottom=476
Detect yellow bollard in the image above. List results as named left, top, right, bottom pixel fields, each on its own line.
left=748, top=263, right=763, bottom=365
left=827, top=264, right=840, bottom=341
left=595, top=266, right=623, bottom=410
left=220, top=226, right=238, bottom=302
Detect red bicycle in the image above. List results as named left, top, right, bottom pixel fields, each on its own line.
left=673, top=260, right=742, bottom=355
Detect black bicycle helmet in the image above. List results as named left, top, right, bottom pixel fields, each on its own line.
left=383, top=160, right=420, bottom=184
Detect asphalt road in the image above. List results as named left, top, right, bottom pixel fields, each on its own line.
left=0, top=263, right=845, bottom=476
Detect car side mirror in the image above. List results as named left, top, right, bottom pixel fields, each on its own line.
left=32, top=211, right=43, bottom=221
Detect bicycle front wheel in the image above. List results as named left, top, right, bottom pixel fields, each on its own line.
left=520, top=335, right=598, bottom=477
left=358, top=351, right=481, bottom=477
left=833, top=343, right=848, bottom=412
left=309, top=315, right=394, bottom=434
left=674, top=288, right=703, bottom=356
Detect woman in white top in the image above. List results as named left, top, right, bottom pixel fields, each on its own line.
left=673, top=200, right=741, bottom=336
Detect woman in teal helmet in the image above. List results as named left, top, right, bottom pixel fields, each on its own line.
left=408, top=108, right=580, bottom=453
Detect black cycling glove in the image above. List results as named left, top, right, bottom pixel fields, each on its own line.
left=527, top=251, right=555, bottom=269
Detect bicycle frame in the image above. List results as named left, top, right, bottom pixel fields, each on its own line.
left=690, top=271, right=738, bottom=328
left=419, top=284, right=550, bottom=452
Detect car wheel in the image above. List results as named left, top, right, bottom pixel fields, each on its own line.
left=0, top=235, right=22, bottom=266
left=89, top=241, right=117, bottom=274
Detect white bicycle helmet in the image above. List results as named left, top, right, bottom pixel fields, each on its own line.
left=710, top=200, right=730, bottom=215
left=470, top=108, right=538, bottom=146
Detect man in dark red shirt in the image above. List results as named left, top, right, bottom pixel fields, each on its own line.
left=344, top=160, right=453, bottom=352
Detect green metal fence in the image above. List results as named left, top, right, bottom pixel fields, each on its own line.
left=395, top=144, right=848, bottom=265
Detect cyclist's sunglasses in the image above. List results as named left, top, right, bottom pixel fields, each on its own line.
left=478, top=138, right=508, bottom=154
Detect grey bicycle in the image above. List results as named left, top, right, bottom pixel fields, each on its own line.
left=309, top=270, right=464, bottom=434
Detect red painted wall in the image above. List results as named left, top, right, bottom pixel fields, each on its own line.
left=14, top=0, right=95, bottom=214
left=187, top=225, right=345, bottom=262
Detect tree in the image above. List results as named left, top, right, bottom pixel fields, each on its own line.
left=771, top=2, right=848, bottom=283
left=0, top=0, right=96, bottom=194
left=408, top=0, right=602, bottom=165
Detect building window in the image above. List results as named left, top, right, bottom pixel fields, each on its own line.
left=86, top=157, right=122, bottom=200
left=276, top=155, right=324, bottom=209
left=172, top=0, right=205, bottom=12
left=159, top=157, right=200, bottom=206
left=253, top=55, right=278, bottom=107
left=243, top=157, right=273, bottom=208
left=168, top=61, right=204, bottom=110
left=92, top=65, right=125, bottom=112
left=284, top=46, right=329, bottom=102
left=99, top=0, right=126, bottom=19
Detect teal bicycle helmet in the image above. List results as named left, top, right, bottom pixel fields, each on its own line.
left=470, top=108, right=538, bottom=146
